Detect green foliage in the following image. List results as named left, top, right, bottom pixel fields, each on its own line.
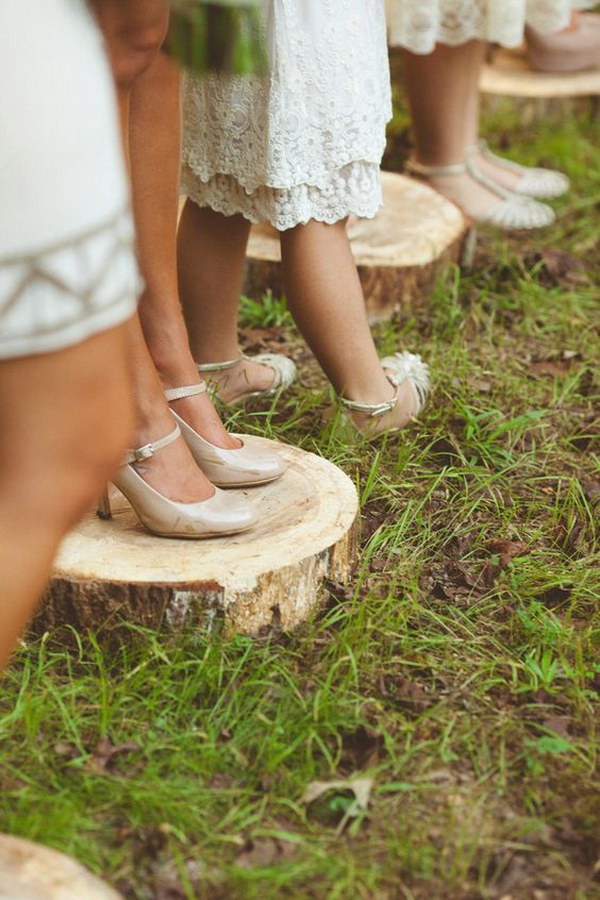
left=167, top=1, right=266, bottom=76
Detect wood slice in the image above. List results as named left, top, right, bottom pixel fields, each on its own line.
left=243, top=172, right=467, bottom=323
left=481, top=47, right=600, bottom=122
left=36, top=438, right=359, bottom=640
left=0, top=835, right=121, bottom=900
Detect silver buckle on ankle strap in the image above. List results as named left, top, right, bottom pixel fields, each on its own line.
left=131, top=442, right=155, bottom=462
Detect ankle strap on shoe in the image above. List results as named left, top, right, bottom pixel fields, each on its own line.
left=339, top=383, right=399, bottom=419
left=197, top=354, right=243, bottom=373
left=124, top=424, right=181, bottom=465
left=165, top=383, right=208, bottom=402
left=406, top=158, right=467, bottom=178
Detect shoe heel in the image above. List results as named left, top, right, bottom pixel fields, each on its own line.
left=96, top=488, right=112, bottom=520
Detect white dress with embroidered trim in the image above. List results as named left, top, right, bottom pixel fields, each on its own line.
left=182, top=0, right=392, bottom=231
left=386, top=0, right=597, bottom=53
left=0, top=0, right=138, bottom=359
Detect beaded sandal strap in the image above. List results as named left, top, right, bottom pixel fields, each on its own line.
left=164, top=383, right=208, bottom=402
left=405, top=158, right=467, bottom=178
left=339, top=383, right=399, bottom=419
left=197, top=355, right=243, bottom=373
left=124, top=424, right=181, bottom=465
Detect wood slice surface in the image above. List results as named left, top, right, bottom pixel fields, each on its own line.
left=37, top=438, right=359, bottom=640
left=480, top=47, right=600, bottom=120
left=243, top=172, right=467, bottom=322
left=0, top=835, right=121, bottom=900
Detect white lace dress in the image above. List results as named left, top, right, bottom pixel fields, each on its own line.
left=182, top=0, right=392, bottom=230
left=386, top=0, right=597, bottom=52
left=0, top=0, right=138, bottom=360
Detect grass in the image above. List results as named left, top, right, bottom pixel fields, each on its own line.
left=1, top=90, right=599, bottom=899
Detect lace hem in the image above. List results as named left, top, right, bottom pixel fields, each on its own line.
left=182, top=74, right=391, bottom=196
left=0, top=208, right=139, bottom=359
left=182, top=161, right=383, bottom=230
left=386, top=0, right=597, bottom=52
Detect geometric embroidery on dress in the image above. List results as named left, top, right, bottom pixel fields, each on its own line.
left=0, top=208, right=138, bottom=335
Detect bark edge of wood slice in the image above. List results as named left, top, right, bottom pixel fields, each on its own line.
left=481, top=47, right=600, bottom=121
left=0, top=834, right=121, bottom=900
left=243, top=172, right=467, bottom=323
left=36, top=438, right=359, bottom=641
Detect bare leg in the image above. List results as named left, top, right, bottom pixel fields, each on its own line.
left=404, top=40, right=564, bottom=202
left=403, top=41, right=514, bottom=218
left=129, top=53, right=238, bottom=450
left=0, top=324, right=133, bottom=669
left=178, top=202, right=277, bottom=403
left=92, top=0, right=226, bottom=502
left=179, top=204, right=417, bottom=426
left=280, top=220, right=393, bottom=402
left=280, top=221, right=419, bottom=430
left=404, top=41, right=484, bottom=165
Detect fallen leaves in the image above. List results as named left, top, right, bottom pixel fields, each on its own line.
left=523, top=249, right=590, bottom=288
left=85, top=735, right=141, bottom=775
left=53, top=735, right=142, bottom=777
left=235, top=836, right=296, bottom=869
left=302, top=776, right=373, bottom=833
left=487, top=538, right=529, bottom=567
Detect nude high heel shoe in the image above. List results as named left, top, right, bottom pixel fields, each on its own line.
left=165, top=383, right=285, bottom=488
left=97, top=424, right=256, bottom=539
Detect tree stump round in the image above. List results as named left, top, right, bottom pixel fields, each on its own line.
left=243, top=172, right=467, bottom=322
left=0, top=835, right=121, bottom=900
left=480, top=47, right=600, bottom=122
left=36, top=438, right=359, bottom=641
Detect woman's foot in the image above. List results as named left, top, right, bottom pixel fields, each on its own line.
left=165, top=383, right=286, bottom=487
left=339, top=352, right=429, bottom=438
left=198, top=353, right=297, bottom=405
left=467, top=140, right=569, bottom=199
left=167, top=386, right=241, bottom=450
left=406, top=158, right=555, bottom=229
left=131, top=404, right=215, bottom=503
left=105, top=423, right=257, bottom=539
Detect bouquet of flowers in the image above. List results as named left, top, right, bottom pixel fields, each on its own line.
left=166, top=0, right=266, bottom=74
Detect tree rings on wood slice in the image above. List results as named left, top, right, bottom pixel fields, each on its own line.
left=243, top=171, right=467, bottom=322
left=481, top=46, right=600, bottom=122
left=0, top=835, right=121, bottom=899
left=37, top=438, right=359, bottom=641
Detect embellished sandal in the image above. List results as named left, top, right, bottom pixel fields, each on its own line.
left=197, top=353, right=297, bottom=405
left=470, top=139, right=569, bottom=200
left=338, top=351, right=430, bottom=438
left=97, top=424, right=256, bottom=539
left=405, top=158, right=556, bottom=230
left=165, top=382, right=285, bottom=487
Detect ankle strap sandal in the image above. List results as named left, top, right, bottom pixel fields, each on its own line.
left=405, top=157, right=555, bottom=230
left=338, top=351, right=430, bottom=438
left=197, top=352, right=297, bottom=404
left=469, top=139, right=569, bottom=200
